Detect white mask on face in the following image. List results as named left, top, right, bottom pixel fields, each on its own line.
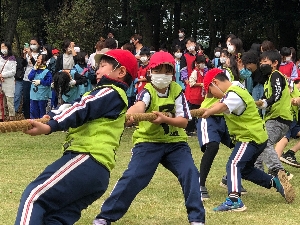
left=1, top=49, right=8, bottom=55
left=30, top=45, right=38, bottom=51
left=41, top=51, right=47, bottom=55
left=187, top=46, right=195, bottom=51
left=220, top=57, right=227, bottom=64
left=140, top=56, right=148, bottom=63
left=85, top=58, right=89, bottom=64
left=178, top=33, right=184, bottom=38
left=227, top=45, right=235, bottom=53
left=199, top=63, right=205, bottom=69
left=174, top=52, right=182, bottom=58
left=151, top=73, right=173, bottom=89
left=218, top=44, right=221, bottom=48
left=215, top=52, right=220, bottom=58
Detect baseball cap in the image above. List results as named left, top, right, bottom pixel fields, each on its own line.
left=148, top=51, right=175, bottom=69
left=203, top=68, right=224, bottom=92
left=94, top=49, right=138, bottom=79
left=52, top=49, right=59, bottom=55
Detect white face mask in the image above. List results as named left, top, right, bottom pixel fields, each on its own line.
left=30, top=45, right=38, bottom=51
left=215, top=52, right=220, bottom=57
left=218, top=44, right=221, bottom=48
left=85, top=58, right=89, bottom=63
left=151, top=73, right=173, bottom=89
left=220, top=57, right=227, bottom=64
left=1, top=49, right=8, bottom=55
left=227, top=45, right=235, bottom=53
left=174, top=52, right=182, bottom=58
left=41, top=51, right=47, bottom=55
left=178, top=33, right=184, bottom=38
left=140, top=56, right=148, bottom=63
left=198, top=63, right=205, bottom=69
left=187, top=46, right=195, bottom=52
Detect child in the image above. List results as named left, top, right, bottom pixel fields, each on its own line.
left=212, top=47, right=222, bottom=68
left=173, top=45, right=185, bottom=90
left=201, top=68, right=295, bottom=212
left=135, top=47, right=150, bottom=94
left=185, top=55, right=207, bottom=136
left=14, top=49, right=138, bottom=225
left=73, top=52, right=95, bottom=96
left=279, top=47, right=298, bottom=80
left=219, top=49, right=229, bottom=69
left=275, top=77, right=300, bottom=167
left=28, top=54, right=52, bottom=119
left=93, top=52, right=205, bottom=225
left=254, top=50, right=293, bottom=178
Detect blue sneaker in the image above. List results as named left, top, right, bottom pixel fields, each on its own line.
left=273, top=170, right=295, bottom=203
left=213, top=197, right=247, bottom=212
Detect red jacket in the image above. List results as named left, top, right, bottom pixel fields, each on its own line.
left=279, top=62, right=294, bottom=78
left=185, top=68, right=205, bottom=105
left=137, top=64, right=149, bottom=93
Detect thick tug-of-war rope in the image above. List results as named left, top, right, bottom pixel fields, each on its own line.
left=0, top=109, right=206, bottom=133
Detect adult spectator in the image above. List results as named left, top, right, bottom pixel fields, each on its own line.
left=107, top=32, right=118, bottom=48
left=88, top=41, right=105, bottom=68
left=23, top=37, right=41, bottom=119
left=131, top=34, right=144, bottom=60
left=172, top=28, right=186, bottom=52
left=0, top=41, right=17, bottom=121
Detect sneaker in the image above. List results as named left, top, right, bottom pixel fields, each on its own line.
left=200, top=186, right=210, bottom=200
left=186, top=131, right=197, bottom=137
left=213, top=197, right=247, bottom=212
left=272, top=170, right=295, bottom=203
left=280, top=152, right=300, bottom=168
left=93, top=219, right=109, bottom=225
left=268, top=168, right=293, bottom=181
left=219, top=175, right=247, bottom=194
left=190, top=222, right=205, bottom=225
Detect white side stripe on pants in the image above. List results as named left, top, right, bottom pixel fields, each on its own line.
left=19, top=154, right=89, bottom=225
left=230, top=142, right=247, bottom=193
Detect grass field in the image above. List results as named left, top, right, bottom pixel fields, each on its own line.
left=0, top=128, right=299, bottom=225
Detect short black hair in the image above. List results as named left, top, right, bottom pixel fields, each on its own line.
left=280, top=47, right=291, bottom=57
left=241, top=51, right=259, bottom=65
left=260, top=50, right=281, bottom=68
left=186, top=37, right=195, bottom=44
left=208, top=72, right=229, bottom=89
left=179, top=28, right=185, bottom=33
left=100, top=55, right=132, bottom=86
left=140, top=47, right=150, bottom=56
left=173, top=45, right=182, bottom=53
left=104, top=38, right=117, bottom=49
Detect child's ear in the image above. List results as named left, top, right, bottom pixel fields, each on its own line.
left=118, top=66, right=127, bottom=78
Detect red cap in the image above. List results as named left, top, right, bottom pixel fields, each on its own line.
left=293, top=77, right=300, bottom=82
left=148, top=52, right=175, bottom=69
left=52, top=49, right=59, bottom=55
left=96, top=49, right=138, bottom=79
left=203, top=68, right=224, bottom=92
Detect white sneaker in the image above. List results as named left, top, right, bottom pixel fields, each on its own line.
left=190, top=222, right=205, bottom=225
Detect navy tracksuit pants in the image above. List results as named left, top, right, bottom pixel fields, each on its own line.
left=96, top=142, right=205, bottom=223
left=226, top=141, right=273, bottom=195
left=15, top=152, right=109, bottom=225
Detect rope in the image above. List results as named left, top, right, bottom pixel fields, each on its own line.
left=0, top=109, right=206, bottom=133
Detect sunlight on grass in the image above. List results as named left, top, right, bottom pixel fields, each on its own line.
left=0, top=128, right=299, bottom=224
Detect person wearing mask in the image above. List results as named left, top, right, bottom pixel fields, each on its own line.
left=0, top=41, right=17, bottom=121
left=131, top=34, right=144, bottom=60
left=22, top=37, right=41, bottom=119
left=172, top=28, right=186, bottom=52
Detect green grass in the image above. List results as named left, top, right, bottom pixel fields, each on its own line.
left=0, top=128, right=299, bottom=224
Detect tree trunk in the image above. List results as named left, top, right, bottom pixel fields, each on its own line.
left=173, top=1, right=181, bottom=35
left=4, top=0, right=21, bottom=43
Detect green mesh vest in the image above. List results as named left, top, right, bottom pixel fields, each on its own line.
left=62, top=84, right=128, bottom=172
left=133, top=82, right=187, bottom=144
left=224, top=85, right=268, bottom=144
left=264, top=70, right=292, bottom=122
left=290, top=82, right=300, bottom=121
